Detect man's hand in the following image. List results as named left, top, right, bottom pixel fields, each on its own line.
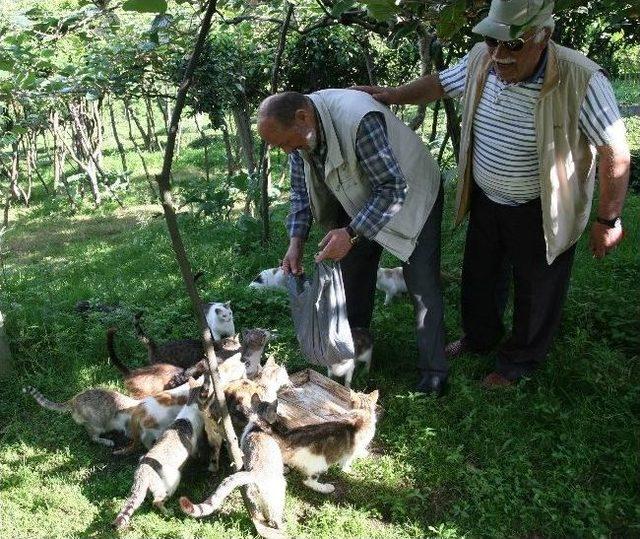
left=589, top=221, right=624, bottom=259
left=315, top=228, right=353, bottom=263
left=282, top=237, right=305, bottom=275
left=351, top=85, right=399, bottom=105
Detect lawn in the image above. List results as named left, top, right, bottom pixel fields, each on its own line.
left=0, top=113, right=639, bottom=538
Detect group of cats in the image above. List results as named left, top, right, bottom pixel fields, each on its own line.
left=250, top=265, right=408, bottom=307
left=23, top=300, right=380, bottom=532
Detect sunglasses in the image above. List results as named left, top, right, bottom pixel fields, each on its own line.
left=484, top=34, right=535, bottom=52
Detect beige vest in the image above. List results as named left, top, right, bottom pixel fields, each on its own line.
left=455, top=41, right=601, bottom=264
left=303, top=89, right=441, bottom=262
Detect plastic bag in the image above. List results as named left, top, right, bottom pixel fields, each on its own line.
left=287, top=261, right=355, bottom=366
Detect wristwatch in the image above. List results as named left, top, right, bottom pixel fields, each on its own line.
left=596, top=216, right=622, bottom=228
left=345, top=225, right=361, bottom=245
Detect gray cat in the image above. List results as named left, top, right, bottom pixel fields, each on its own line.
left=112, top=382, right=204, bottom=530
left=180, top=393, right=286, bottom=530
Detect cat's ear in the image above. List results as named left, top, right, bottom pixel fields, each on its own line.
left=265, top=400, right=278, bottom=424
left=250, top=392, right=261, bottom=409
left=187, top=377, right=198, bottom=388
left=264, top=354, right=276, bottom=367
left=224, top=301, right=231, bottom=309
left=368, top=389, right=379, bottom=403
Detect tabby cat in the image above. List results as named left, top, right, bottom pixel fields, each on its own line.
left=113, top=382, right=204, bottom=529
left=180, top=393, right=285, bottom=530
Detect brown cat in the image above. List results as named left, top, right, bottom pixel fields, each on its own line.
left=252, top=389, right=379, bottom=494
left=107, top=327, right=183, bottom=398
left=200, top=355, right=290, bottom=472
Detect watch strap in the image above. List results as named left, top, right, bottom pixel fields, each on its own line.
left=596, top=216, right=621, bottom=228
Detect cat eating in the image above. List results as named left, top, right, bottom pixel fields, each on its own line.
left=113, top=381, right=205, bottom=530
left=180, top=393, right=286, bottom=530
left=23, top=385, right=138, bottom=447
left=251, top=389, right=379, bottom=494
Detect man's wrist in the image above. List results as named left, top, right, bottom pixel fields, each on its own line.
left=345, top=225, right=361, bottom=245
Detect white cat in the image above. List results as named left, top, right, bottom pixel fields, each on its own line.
left=204, top=301, right=235, bottom=340
left=376, top=267, right=407, bottom=306
left=249, top=267, right=287, bottom=291
left=327, top=328, right=373, bottom=389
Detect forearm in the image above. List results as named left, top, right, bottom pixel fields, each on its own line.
left=596, top=143, right=630, bottom=219
left=392, top=74, right=445, bottom=105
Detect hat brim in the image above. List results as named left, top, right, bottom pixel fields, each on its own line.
left=472, top=18, right=519, bottom=41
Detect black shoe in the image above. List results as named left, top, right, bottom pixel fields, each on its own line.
left=416, top=373, right=447, bottom=397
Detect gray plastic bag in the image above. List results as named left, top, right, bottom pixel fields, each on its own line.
left=287, top=261, right=355, bottom=367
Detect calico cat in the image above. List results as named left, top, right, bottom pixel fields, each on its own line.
left=165, top=328, right=271, bottom=389
left=23, top=385, right=139, bottom=447
left=107, top=327, right=183, bottom=398
left=327, top=327, right=373, bottom=389
left=180, top=393, right=286, bottom=530
left=113, top=382, right=205, bottom=530
left=376, top=267, right=408, bottom=306
left=249, top=267, right=287, bottom=291
left=201, top=355, right=290, bottom=472
left=204, top=301, right=235, bottom=340
left=252, top=389, right=379, bottom=494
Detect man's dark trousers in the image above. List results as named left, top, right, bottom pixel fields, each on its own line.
left=338, top=185, right=447, bottom=377
left=461, top=188, right=576, bottom=380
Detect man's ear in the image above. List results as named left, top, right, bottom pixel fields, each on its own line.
left=294, top=107, right=311, bottom=125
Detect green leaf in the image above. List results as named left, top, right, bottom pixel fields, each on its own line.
left=331, top=0, right=356, bottom=18
left=436, top=0, right=467, bottom=41
left=122, top=0, right=167, bottom=14
left=360, top=0, right=397, bottom=22
left=0, top=59, right=15, bottom=71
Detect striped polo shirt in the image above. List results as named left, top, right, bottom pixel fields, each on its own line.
left=439, top=50, right=625, bottom=205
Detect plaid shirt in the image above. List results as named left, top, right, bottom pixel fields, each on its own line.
left=286, top=111, right=407, bottom=240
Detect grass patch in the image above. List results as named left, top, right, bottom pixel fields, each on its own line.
left=0, top=113, right=638, bottom=539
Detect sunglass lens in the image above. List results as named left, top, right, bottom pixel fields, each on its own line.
left=505, top=38, right=525, bottom=52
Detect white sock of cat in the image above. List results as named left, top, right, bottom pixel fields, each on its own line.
left=376, top=267, right=407, bottom=306
left=327, top=328, right=372, bottom=389
left=248, top=267, right=287, bottom=291
left=204, top=302, right=235, bottom=340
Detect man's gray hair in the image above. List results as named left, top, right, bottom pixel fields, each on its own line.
left=533, top=18, right=555, bottom=43
left=259, top=92, right=310, bottom=127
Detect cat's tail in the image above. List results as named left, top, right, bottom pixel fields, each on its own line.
left=22, top=386, right=70, bottom=413
left=106, top=327, right=130, bottom=375
left=179, top=471, right=254, bottom=517
left=112, top=468, right=150, bottom=529
left=133, top=311, right=158, bottom=361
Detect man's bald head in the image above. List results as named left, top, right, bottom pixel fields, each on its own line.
left=258, top=92, right=318, bottom=154
left=258, top=92, right=311, bottom=128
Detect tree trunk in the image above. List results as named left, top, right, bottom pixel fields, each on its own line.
left=194, top=114, right=210, bottom=182
left=432, top=40, right=461, bottom=162
left=145, top=96, right=162, bottom=151
left=0, top=311, right=13, bottom=378
left=156, top=95, right=169, bottom=133
left=108, top=100, right=128, bottom=172
left=30, top=134, right=52, bottom=195
left=429, top=99, right=441, bottom=143
left=126, top=100, right=152, bottom=150
left=125, top=103, right=156, bottom=199
left=358, top=34, right=377, bottom=85
left=151, top=3, right=277, bottom=537
left=220, top=118, right=235, bottom=177
left=232, top=105, right=256, bottom=215
left=409, top=28, right=434, bottom=132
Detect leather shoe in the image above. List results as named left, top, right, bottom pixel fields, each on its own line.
left=481, top=372, right=514, bottom=389
left=445, top=337, right=469, bottom=359
left=416, top=373, right=447, bottom=397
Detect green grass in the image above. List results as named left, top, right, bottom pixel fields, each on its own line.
left=1, top=113, right=639, bottom=538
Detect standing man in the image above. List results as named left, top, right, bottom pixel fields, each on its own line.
left=357, top=0, right=630, bottom=387
left=257, top=89, right=448, bottom=395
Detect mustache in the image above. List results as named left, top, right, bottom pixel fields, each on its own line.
left=491, top=55, right=516, bottom=64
